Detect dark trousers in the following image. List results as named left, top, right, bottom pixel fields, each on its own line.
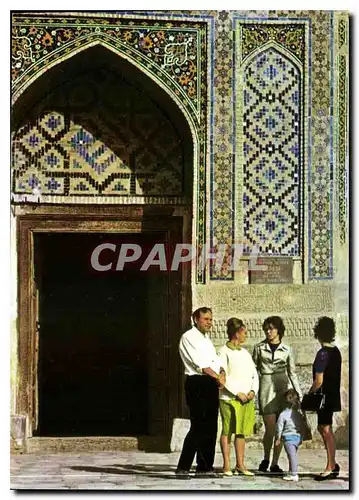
left=177, top=375, right=219, bottom=472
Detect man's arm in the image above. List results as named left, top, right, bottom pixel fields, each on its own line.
left=180, top=335, right=225, bottom=382
left=202, top=367, right=225, bottom=385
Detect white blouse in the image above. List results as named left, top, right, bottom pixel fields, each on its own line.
left=217, top=344, right=259, bottom=401
left=179, top=326, right=222, bottom=376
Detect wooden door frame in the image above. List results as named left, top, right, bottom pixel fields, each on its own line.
left=16, top=204, right=191, bottom=437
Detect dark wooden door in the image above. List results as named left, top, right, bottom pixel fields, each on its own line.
left=35, top=232, right=157, bottom=436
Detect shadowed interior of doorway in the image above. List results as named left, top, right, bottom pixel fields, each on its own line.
left=35, top=232, right=168, bottom=437
left=12, top=38, right=194, bottom=449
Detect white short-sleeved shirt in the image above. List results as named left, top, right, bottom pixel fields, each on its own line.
left=179, top=326, right=222, bottom=376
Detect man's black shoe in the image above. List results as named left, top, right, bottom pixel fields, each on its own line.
left=258, top=459, right=269, bottom=472
left=175, top=468, right=190, bottom=479
left=269, top=464, right=284, bottom=475
left=195, top=469, right=216, bottom=478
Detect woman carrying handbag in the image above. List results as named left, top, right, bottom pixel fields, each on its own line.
left=307, top=317, right=342, bottom=481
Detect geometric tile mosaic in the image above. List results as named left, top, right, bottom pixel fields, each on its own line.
left=209, top=9, right=235, bottom=279
left=12, top=110, right=183, bottom=197
left=228, top=11, right=340, bottom=281
left=241, top=47, right=302, bottom=255
left=264, top=12, right=335, bottom=282
left=11, top=12, right=212, bottom=283
left=11, top=11, right=349, bottom=282
left=336, top=15, right=349, bottom=246
left=305, top=10, right=333, bottom=279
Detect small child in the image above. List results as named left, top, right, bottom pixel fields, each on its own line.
left=275, top=389, right=306, bottom=482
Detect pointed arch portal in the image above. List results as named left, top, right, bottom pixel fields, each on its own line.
left=12, top=13, right=209, bottom=283
left=12, top=12, right=211, bottom=441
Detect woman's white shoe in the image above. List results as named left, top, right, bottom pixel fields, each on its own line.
left=234, top=467, right=255, bottom=476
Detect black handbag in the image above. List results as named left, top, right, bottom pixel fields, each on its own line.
left=300, top=411, right=313, bottom=441
left=301, top=392, right=326, bottom=412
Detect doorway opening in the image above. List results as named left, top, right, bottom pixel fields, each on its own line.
left=34, top=231, right=169, bottom=437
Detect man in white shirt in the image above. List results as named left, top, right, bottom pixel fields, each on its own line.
left=176, top=307, right=226, bottom=476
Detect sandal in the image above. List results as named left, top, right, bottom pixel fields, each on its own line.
left=234, top=467, right=255, bottom=476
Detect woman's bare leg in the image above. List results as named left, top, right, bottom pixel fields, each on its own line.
left=262, top=414, right=277, bottom=462
left=220, top=435, right=231, bottom=472
left=272, top=440, right=283, bottom=467
left=234, top=435, right=246, bottom=469
left=318, top=424, right=336, bottom=471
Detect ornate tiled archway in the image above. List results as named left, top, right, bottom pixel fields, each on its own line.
left=12, top=12, right=211, bottom=283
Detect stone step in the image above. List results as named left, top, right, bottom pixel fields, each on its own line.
left=19, top=436, right=170, bottom=454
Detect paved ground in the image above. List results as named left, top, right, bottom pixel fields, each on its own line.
left=10, top=449, right=350, bottom=491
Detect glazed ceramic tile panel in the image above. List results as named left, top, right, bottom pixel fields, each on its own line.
left=334, top=13, right=349, bottom=246
left=210, top=11, right=348, bottom=281
left=11, top=11, right=350, bottom=282
left=238, top=34, right=305, bottom=256
left=12, top=78, right=185, bottom=197
left=11, top=11, right=213, bottom=283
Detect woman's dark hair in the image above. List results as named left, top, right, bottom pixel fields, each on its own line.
left=283, top=388, right=300, bottom=409
left=226, top=317, right=245, bottom=340
left=313, top=316, right=335, bottom=343
left=192, top=307, right=212, bottom=323
left=262, top=316, right=285, bottom=339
